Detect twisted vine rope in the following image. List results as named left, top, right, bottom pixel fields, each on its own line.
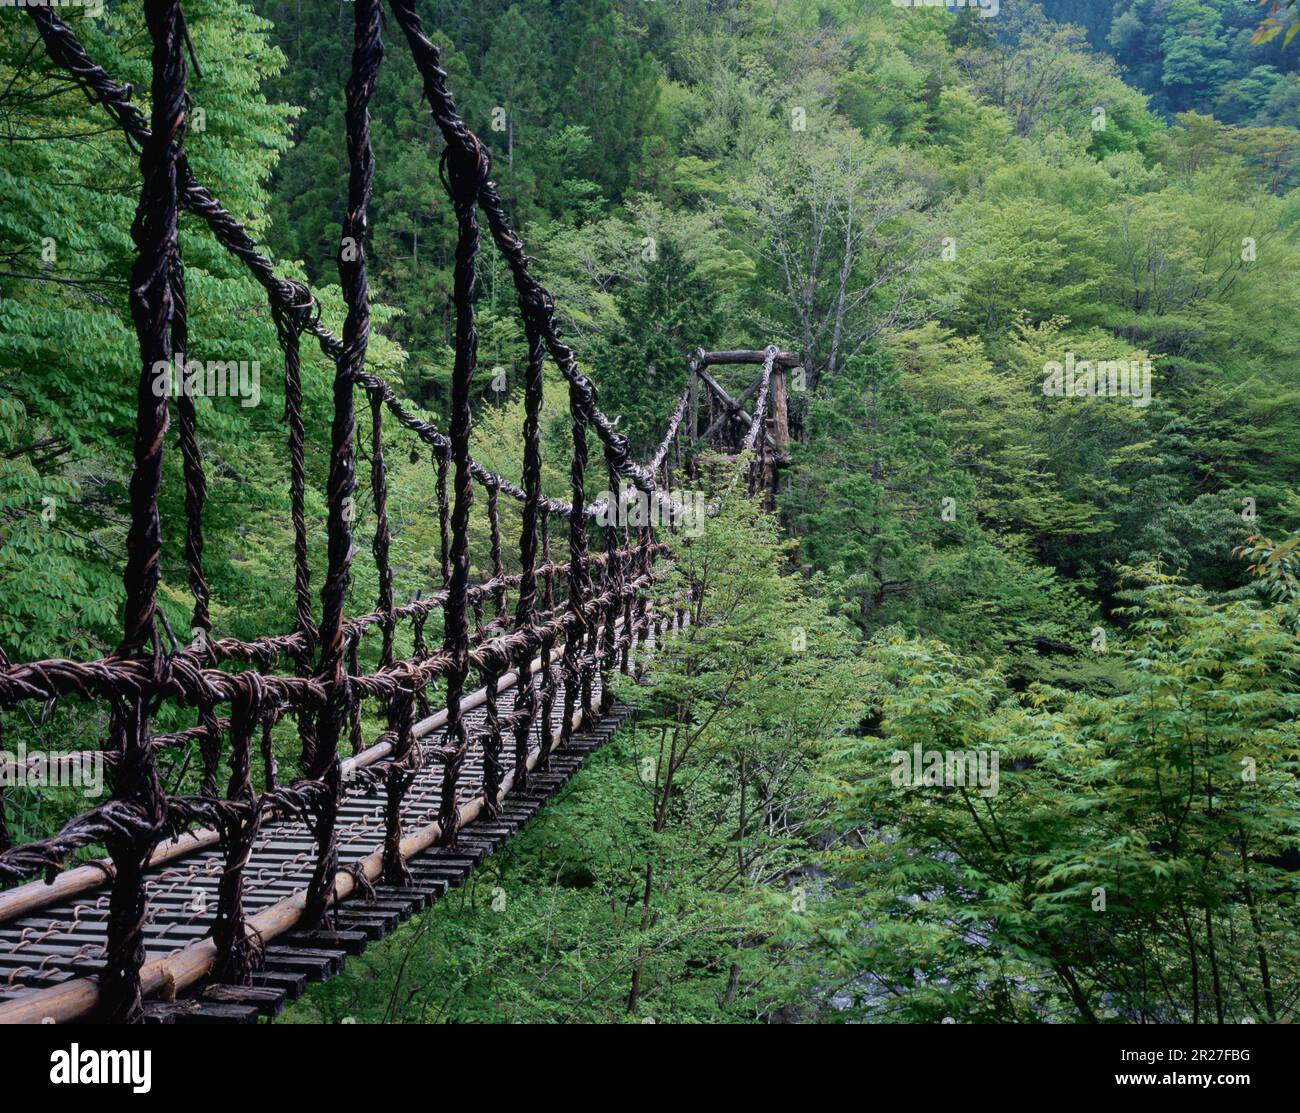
left=0, top=0, right=786, bottom=1023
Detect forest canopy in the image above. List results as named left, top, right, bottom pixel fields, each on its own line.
left=1, top=0, right=1297, bottom=1025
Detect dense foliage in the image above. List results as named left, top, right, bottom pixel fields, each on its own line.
left=2, top=0, right=1297, bottom=1023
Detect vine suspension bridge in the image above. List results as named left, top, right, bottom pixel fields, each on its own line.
left=0, top=2, right=799, bottom=1024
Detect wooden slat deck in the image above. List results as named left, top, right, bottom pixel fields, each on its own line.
left=0, top=680, right=633, bottom=1023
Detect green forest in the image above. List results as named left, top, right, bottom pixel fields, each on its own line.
left=2, top=0, right=1299, bottom=1027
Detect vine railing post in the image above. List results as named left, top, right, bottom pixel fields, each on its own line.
left=305, top=0, right=382, bottom=929
left=435, top=87, right=487, bottom=844
left=98, top=0, right=188, bottom=1024
left=211, top=680, right=264, bottom=985
left=559, top=384, right=591, bottom=750
left=599, top=463, right=623, bottom=713
left=512, top=322, right=546, bottom=788
left=371, top=388, right=397, bottom=671
left=381, top=685, right=417, bottom=886
left=537, top=507, right=558, bottom=759
left=273, top=295, right=318, bottom=772
left=479, top=659, right=504, bottom=814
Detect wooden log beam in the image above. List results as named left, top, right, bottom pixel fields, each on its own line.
left=771, top=367, right=790, bottom=456
left=694, top=368, right=784, bottom=440
left=695, top=375, right=763, bottom=445
left=693, top=365, right=747, bottom=412
left=697, top=349, right=800, bottom=369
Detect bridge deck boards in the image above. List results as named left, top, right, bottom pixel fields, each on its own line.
left=0, top=682, right=632, bottom=1020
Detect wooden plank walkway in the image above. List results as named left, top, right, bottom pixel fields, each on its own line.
left=0, top=681, right=633, bottom=1024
